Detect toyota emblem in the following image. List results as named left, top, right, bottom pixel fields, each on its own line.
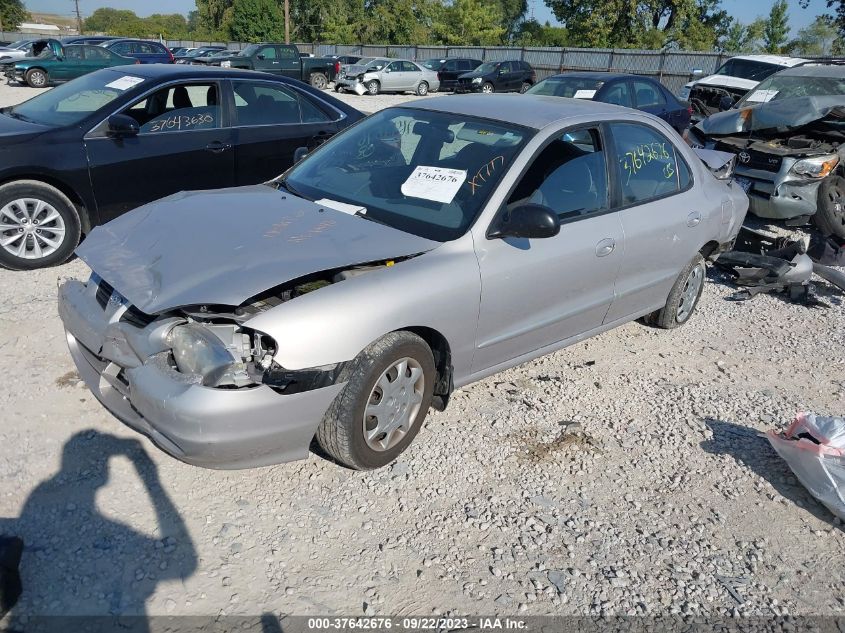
left=738, top=151, right=751, bottom=164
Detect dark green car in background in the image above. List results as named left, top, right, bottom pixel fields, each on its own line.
left=4, top=43, right=138, bottom=88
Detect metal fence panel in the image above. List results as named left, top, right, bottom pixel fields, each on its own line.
left=361, top=45, right=388, bottom=57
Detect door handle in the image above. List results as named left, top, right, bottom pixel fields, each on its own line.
left=595, top=238, right=616, bottom=257
left=687, top=211, right=702, bottom=227
left=206, top=141, right=231, bottom=154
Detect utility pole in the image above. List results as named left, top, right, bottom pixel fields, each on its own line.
left=72, top=0, right=83, bottom=34
left=284, top=0, right=290, bottom=44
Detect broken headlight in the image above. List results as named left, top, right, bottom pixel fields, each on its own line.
left=167, top=323, right=276, bottom=388
left=790, top=155, right=840, bottom=179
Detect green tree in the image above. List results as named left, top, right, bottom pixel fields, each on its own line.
left=513, top=18, right=568, bottom=46
left=493, top=0, right=528, bottom=41
left=719, top=16, right=764, bottom=52
left=229, top=0, right=285, bottom=41
left=84, top=8, right=144, bottom=35
left=0, top=0, right=28, bottom=30
left=194, top=0, right=235, bottom=37
left=762, top=0, right=789, bottom=53
left=436, top=0, right=505, bottom=45
left=543, top=0, right=729, bottom=50
left=789, top=14, right=839, bottom=55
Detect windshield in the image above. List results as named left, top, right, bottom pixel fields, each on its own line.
left=736, top=72, right=845, bottom=106
left=7, top=71, right=143, bottom=127
left=240, top=44, right=259, bottom=57
left=184, top=48, right=209, bottom=58
left=284, top=108, right=531, bottom=242
left=9, top=40, right=30, bottom=49
left=365, top=58, right=388, bottom=70
left=715, top=59, right=783, bottom=82
left=474, top=62, right=498, bottom=75
left=527, top=77, right=604, bottom=98
left=422, top=59, right=444, bottom=70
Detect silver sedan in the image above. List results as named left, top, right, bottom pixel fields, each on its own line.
left=336, top=57, right=439, bottom=96
left=59, top=95, right=747, bottom=471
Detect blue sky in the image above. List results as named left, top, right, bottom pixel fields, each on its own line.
left=26, top=0, right=829, bottom=32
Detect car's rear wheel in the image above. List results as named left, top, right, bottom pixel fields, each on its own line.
left=366, top=80, right=380, bottom=95
left=416, top=81, right=429, bottom=96
left=316, top=331, right=435, bottom=470
left=481, top=82, right=494, bottom=94
left=519, top=81, right=532, bottom=93
left=647, top=253, right=706, bottom=329
left=0, top=180, right=81, bottom=270
left=814, top=174, right=845, bottom=238
left=25, top=68, right=47, bottom=88
left=310, top=72, right=328, bottom=90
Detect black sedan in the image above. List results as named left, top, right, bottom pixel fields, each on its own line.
left=527, top=72, right=691, bottom=134
left=0, top=65, right=363, bottom=269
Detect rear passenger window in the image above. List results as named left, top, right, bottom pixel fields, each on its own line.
left=127, top=83, right=221, bottom=134
left=233, top=81, right=316, bottom=126
left=507, top=127, right=608, bottom=221
left=609, top=123, right=690, bottom=206
left=602, top=82, right=632, bottom=107
left=633, top=80, right=665, bottom=107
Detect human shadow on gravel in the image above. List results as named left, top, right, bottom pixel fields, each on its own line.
left=701, top=418, right=843, bottom=530
left=0, top=429, right=198, bottom=631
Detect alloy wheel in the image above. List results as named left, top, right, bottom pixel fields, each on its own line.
left=0, top=198, right=66, bottom=260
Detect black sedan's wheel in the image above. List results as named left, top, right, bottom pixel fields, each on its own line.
left=366, top=80, right=380, bottom=96
left=519, top=81, right=532, bottom=93
left=310, top=72, right=328, bottom=90
left=316, top=331, right=435, bottom=470
left=25, top=68, right=47, bottom=88
left=646, top=253, right=706, bottom=329
left=814, top=174, right=845, bottom=238
left=0, top=180, right=81, bottom=270
left=481, top=82, right=494, bottom=94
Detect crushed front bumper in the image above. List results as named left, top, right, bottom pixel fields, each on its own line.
left=58, top=279, right=345, bottom=469
left=733, top=164, right=822, bottom=221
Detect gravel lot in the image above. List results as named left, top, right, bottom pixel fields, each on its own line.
left=0, top=79, right=843, bottom=622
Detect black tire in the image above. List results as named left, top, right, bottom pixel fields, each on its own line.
left=25, top=68, right=48, bottom=88
left=481, top=82, right=494, bottom=94
left=646, top=253, right=706, bottom=329
left=334, top=84, right=343, bottom=92
left=366, top=79, right=380, bottom=95
left=519, top=81, right=532, bottom=93
left=310, top=72, right=328, bottom=90
left=0, top=180, right=81, bottom=270
left=316, top=331, right=436, bottom=470
left=416, top=81, right=429, bottom=96
left=814, top=174, right=845, bottom=238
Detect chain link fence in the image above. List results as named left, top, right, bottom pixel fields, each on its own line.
left=0, top=31, right=739, bottom=94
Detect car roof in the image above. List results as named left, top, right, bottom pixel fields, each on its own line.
left=403, top=94, right=630, bottom=130
left=95, top=65, right=291, bottom=80
left=104, top=38, right=167, bottom=45
left=729, top=54, right=808, bottom=67
left=774, top=63, right=845, bottom=78
left=544, top=71, right=658, bottom=82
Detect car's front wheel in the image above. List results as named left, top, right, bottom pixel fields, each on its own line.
left=25, top=68, right=47, bottom=88
left=366, top=80, right=380, bottom=95
left=316, top=331, right=436, bottom=470
left=0, top=180, right=81, bottom=270
left=814, top=174, right=845, bottom=238
left=646, top=253, right=706, bottom=329
left=481, top=82, right=494, bottom=94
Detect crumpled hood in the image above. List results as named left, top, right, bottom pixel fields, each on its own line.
left=76, top=185, right=439, bottom=314
left=343, top=64, right=372, bottom=76
left=695, top=95, right=845, bottom=136
left=689, top=74, right=759, bottom=91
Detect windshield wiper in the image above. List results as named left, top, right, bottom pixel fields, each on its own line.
left=276, top=178, right=310, bottom=200
left=355, top=211, right=390, bottom=226
left=5, top=110, right=34, bottom=123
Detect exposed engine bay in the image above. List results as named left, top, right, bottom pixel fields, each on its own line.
left=689, top=84, right=749, bottom=119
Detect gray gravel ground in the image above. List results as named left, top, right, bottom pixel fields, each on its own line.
left=0, top=79, right=843, bottom=621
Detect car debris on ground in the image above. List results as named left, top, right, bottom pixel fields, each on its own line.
left=767, top=412, right=845, bottom=521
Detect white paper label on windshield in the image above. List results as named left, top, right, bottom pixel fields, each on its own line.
left=315, top=198, right=366, bottom=216
left=401, top=166, right=466, bottom=204
left=573, top=89, right=596, bottom=99
left=746, top=89, right=779, bottom=103
left=105, top=75, right=145, bottom=91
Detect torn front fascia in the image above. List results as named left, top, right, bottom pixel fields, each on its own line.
left=258, top=362, right=347, bottom=395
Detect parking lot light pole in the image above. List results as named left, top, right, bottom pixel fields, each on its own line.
left=285, top=0, right=290, bottom=44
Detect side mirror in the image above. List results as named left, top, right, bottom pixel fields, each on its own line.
left=257, top=54, right=265, bottom=60
left=294, top=146, right=309, bottom=163
left=384, top=67, right=391, bottom=73
left=107, top=114, right=139, bottom=138
left=490, top=204, right=560, bottom=240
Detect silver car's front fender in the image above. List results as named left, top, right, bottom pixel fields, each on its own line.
left=244, top=236, right=481, bottom=380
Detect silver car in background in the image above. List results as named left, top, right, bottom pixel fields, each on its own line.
left=336, top=57, right=439, bottom=96
left=58, top=96, right=746, bottom=472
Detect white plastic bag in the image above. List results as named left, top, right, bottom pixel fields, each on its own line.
left=767, top=412, right=845, bottom=520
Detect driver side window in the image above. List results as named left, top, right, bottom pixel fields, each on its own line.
left=507, top=127, right=609, bottom=221
left=387, top=62, right=403, bottom=72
